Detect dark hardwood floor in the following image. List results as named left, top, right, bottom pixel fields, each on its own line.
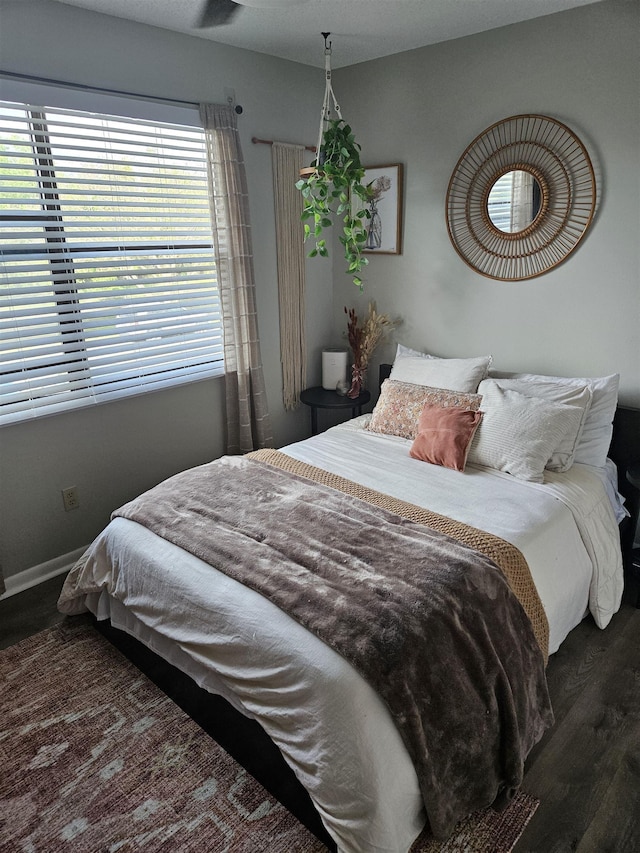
left=1, top=571, right=639, bottom=852
left=518, top=579, right=640, bottom=853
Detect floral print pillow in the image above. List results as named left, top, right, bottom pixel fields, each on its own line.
left=367, top=379, right=482, bottom=441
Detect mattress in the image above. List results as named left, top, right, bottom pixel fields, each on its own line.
left=58, top=417, right=624, bottom=853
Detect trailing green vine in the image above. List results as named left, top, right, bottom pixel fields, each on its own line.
left=295, top=119, right=371, bottom=289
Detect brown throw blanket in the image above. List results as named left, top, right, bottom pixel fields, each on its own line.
left=113, top=452, right=554, bottom=840
left=250, top=449, right=550, bottom=660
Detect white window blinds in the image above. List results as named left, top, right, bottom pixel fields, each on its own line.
left=0, top=100, right=223, bottom=425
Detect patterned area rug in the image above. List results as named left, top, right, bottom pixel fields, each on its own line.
left=0, top=621, right=538, bottom=852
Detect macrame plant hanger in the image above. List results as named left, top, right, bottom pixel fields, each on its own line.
left=315, top=33, right=341, bottom=166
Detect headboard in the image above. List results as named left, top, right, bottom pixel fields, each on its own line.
left=379, top=363, right=392, bottom=386
left=610, top=405, right=640, bottom=539
left=378, top=362, right=639, bottom=517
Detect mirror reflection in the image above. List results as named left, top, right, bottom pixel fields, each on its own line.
left=487, top=170, right=542, bottom=233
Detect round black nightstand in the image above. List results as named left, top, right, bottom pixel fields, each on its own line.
left=300, top=386, right=371, bottom=435
left=626, top=462, right=640, bottom=608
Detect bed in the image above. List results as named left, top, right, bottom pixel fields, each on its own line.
left=58, top=350, right=630, bottom=853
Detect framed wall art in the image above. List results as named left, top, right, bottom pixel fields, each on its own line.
left=353, top=164, right=403, bottom=255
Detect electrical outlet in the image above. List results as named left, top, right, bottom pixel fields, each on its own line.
left=61, top=486, right=80, bottom=512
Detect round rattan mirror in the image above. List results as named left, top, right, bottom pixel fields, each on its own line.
left=446, top=115, right=596, bottom=281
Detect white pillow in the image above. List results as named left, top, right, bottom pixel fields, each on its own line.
left=467, top=380, right=585, bottom=483
left=489, top=369, right=619, bottom=468
left=391, top=345, right=492, bottom=393
left=490, top=378, right=592, bottom=472
left=396, top=343, right=435, bottom=359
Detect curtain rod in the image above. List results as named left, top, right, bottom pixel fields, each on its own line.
left=252, top=136, right=316, bottom=153
left=0, top=70, right=243, bottom=113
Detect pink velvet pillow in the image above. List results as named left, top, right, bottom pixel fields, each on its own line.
left=409, top=403, right=483, bottom=472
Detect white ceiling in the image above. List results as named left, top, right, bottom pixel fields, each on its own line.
left=49, top=0, right=603, bottom=68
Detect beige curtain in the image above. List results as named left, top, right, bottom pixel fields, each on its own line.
left=511, top=170, right=535, bottom=232
left=200, top=103, right=273, bottom=454
left=271, top=142, right=306, bottom=411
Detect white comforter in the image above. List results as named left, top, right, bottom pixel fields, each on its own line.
left=58, top=419, right=623, bottom=853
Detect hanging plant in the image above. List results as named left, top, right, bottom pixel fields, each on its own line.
left=296, top=119, right=371, bottom=289
left=295, top=34, right=371, bottom=289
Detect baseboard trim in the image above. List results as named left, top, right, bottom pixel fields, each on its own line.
left=1, top=546, right=87, bottom=600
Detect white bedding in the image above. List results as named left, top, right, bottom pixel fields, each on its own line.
left=58, top=418, right=624, bottom=853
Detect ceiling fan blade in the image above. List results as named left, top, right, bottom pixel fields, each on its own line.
left=196, top=0, right=240, bottom=28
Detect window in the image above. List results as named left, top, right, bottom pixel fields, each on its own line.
left=0, top=100, right=222, bottom=425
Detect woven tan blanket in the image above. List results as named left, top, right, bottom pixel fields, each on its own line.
left=250, top=448, right=549, bottom=661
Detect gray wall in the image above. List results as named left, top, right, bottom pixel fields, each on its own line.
left=331, top=0, right=639, bottom=408
left=0, top=0, right=332, bottom=581
left=1, top=0, right=638, bottom=583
